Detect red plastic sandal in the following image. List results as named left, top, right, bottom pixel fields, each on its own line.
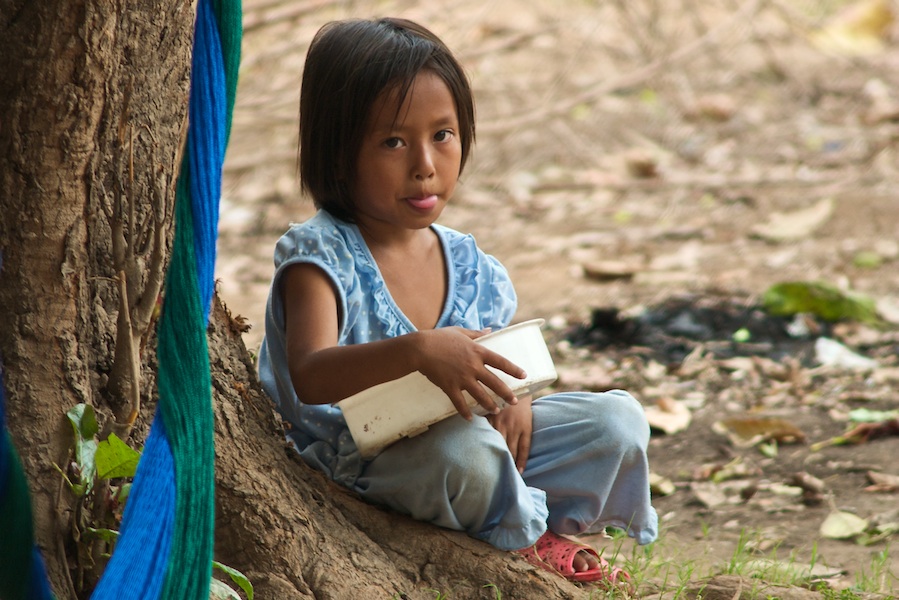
left=516, top=531, right=633, bottom=590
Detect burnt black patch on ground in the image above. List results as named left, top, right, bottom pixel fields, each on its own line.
left=565, top=294, right=835, bottom=365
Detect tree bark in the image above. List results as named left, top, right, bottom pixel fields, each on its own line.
left=1, top=0, right=191, bottom=594
left=0, top=2, right=589, bottom=598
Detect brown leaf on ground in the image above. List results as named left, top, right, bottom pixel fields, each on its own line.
left=790, top=471, right=826, bottom=494
left=623, top=148, right=660, bottom=178
left=750, top=197, right=834, bottom=242
left=582, top=260, right=639, bottom=282
left=715, top=415, right=807, bottom=447
left=865, top=470, right=899, bottom=492
left=694, top=457, right=761, bottom=482
left=790, top=471, right=827, bottom=506
left=644, top=397, right=692, bottom=434
left=842, top=418, right=899, bottom=444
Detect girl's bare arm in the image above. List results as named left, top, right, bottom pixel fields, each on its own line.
left=282, top=263, right=525, bottom=418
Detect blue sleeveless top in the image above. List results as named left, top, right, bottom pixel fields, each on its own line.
left=257, top=210, right=517, bottom=486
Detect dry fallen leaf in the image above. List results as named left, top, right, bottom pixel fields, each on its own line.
left=742, top=558, right=846, bottom=583
left=644, top=397, right=691, bottom=435
left=686, top=93, right=738, bottom=122
left=718, top=357, right=757, bottom=374
left=649, top=472, right=676, bottom=496
left=581, top=260, right=639, bottom=282
left=820, top=509, right=869, bottom=539
left=714, top=415, right=807, bottom=447
left=554, top=364, right=614, bottom=391
left=790, top=471, right=826, bottom=494
left=841, top=418, right=899, bottom=444
left=711, top=457, right=761, bottom=483
left=865, top=471, right=899, bottom=493
left=623, top=148, right=659, bottom=178
left=862, top=79, right=897, bottom=124
left=750, top=197, right=834, bottom=242
left=809, top=0, right=895, bottom=56
left=690, top=480, right=756, bottom=508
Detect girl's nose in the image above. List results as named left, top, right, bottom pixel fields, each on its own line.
left=413, top=145, right=436, bottom=180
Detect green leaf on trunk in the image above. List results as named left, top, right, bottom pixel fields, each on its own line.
left=95, top=433, right=141, bottom=480
left=209, top=579, right=241, bottom=600
left=213, top=561, right=254, bottom=600
left=65, top=404, right=99, bottom=496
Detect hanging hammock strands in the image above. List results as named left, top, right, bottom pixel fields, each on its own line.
left=91, top=0, right=241, bottom=597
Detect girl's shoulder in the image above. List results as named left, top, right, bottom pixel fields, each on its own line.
left=277, top=210, right=351, bottom=248
left=274, top=211, right=359, bottom=268
left=432, top=223, right=479, bottom=253
left=432, top=223, right=503, bottom=269
left=282, top=210, right=348, bottom=240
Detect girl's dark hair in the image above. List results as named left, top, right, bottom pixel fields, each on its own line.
left=299, top=18, right=476, bottom=223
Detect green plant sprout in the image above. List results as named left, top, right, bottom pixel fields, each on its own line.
left=57, top=403, right=253, bottom=599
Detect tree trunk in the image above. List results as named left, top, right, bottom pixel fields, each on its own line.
left=0, top=2, right=587, bottom=598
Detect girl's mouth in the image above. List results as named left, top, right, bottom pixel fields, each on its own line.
left=407, top=195, right=438, bottom=210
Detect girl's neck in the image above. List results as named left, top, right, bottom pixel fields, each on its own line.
left=357, top=223, right=447, bottom=331
left=357, top=221, right=434, bottom=254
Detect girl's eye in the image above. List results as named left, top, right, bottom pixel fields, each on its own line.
left=434, top=129, right=454, bottom=143
left=384, top=137, right=404, bottom=149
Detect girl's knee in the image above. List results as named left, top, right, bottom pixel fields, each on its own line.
left=604, top=390, right=650, bottom=433
left=428, top=418, right=510, bottom=491
left=574, top=390, right=650, bottom=451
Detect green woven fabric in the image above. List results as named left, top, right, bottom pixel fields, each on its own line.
left=213, top=0, right=242, bottom=144
left=158, top=160, right=215, bottom=600
left=0, top=436, right=35, bottom=600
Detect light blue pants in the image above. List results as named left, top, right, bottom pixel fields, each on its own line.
left=353, top=390, right=658, bottom=551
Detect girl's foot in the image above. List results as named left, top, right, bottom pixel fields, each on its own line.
left=515, top=530, right=633, bottom=590
left=571, top=547, right=599, bottom=573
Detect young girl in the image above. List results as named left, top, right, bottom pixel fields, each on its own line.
left=258, top=17, right=658, bottom=586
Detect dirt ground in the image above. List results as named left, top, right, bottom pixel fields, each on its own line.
left=218, top=0, right=899, bottom=595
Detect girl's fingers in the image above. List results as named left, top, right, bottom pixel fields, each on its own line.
left=515, top=433, right=531, bottom=474
left=465, top=382, right=500, bottom=415
left=477, top=369, right=518, bottom=407
left=447, top=391, right=474, bottom=421
left=483, top=351, right=527, bottom=381
left=459, top=327, right=487, bottom=340
left=506, top=434, right=517, bottom=465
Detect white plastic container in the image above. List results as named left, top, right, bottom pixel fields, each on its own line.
left=338, top=319, right=557, bottom=459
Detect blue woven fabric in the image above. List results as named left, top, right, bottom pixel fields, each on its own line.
left=188, top=0, right=226, bottom=321
left=90, top=420, right=175, bottom=599
left=26, top=547, right=54, bottom=600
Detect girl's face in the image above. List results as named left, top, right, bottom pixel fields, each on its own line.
left=352, top=70, right=462, bottom=236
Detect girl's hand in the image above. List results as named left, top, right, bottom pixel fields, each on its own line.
left=412, top=327, right=526, bottom=421
left=487, top=394, right=533, bottom=473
